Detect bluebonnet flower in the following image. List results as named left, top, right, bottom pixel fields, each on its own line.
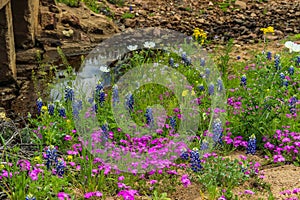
left=56, top=159, right=65, bottom=177
left=282, top=79, right=288, bottom=87
left=48, top=103, right=55, bottom=116
left=72, top=100, right=82, bottom=118
left=296, top=56, right=300, bottom=66
left=267, top=51, right=272, bottom=60
left=181, top=52, right=187, bottom=63
left=237, top=56, right=241, bottom=60
left=246, top=134, right=256, bottom=155
left=279, top=72, right=285, bottom=80
left=208, top=83, right=214, bottom=96
left=169, top=57, right=174, bottom=67
left=212, top=118, right=223, bottom=145
left=205, top=68, right=210, bottom=78
left=185, top=57, right=192, bottom=66
left=36, top=98, right=43, bottom=114
left=101, top=123, right=109, bottom=144
left=125, top=93, right=134, bottom=112
left=145, top=107, right=154, bottom=127
left=170, top=116, right=176, bottom=130
left=288, top=66, right=294, bottom=75
left=197, top=84, right=205, bottom=91
left=217, top=78, right=223, bottom=92
left=180, top=148, right=189, bottom=160
left=240, top=75, right=247, bottom=87
left=112, top=85, right=120, bottom=106
left=289, top=96, right=298, bottom=114
left=190, top=148, right=202, bottom=172
left=45, top=145, right=58, bottom=170
left=129, top=4, right=133, bottom=12
left=58, top=106, right=66, bottom=117
left=200, top=139, right=209, bottom=150
left=274, top=54, right=281, bottom=70
left=95, top=81, right=105, bottom=106
left=200, top=58, right=205, bottom=67
left=65, top=86, right=74, bottom=102
left=25, top=194, right=36, bottom=200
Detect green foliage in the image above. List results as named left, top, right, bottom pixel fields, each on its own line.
left=121, top=12, right=135, bottom=19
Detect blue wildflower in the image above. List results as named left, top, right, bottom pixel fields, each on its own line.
left=180, top=148, right=189, bottom=160
left=145, top=107, right=154, bottom=127
left=217, top=78, right=223, bottom=92
left=205, top=68, right=210, bottom=79
left=288, top=66, right=294, bottom=75
left=125, top=93, right=134, bottom=112
left=197, top=84, right=205, bottom=91
left=289, top=96, right=298, bottom=114
left=282, top=79, right=288, bottom=87
left=95, top=81, right=105, bottom=106
left=56, top=159, right=65, bottom=177
left=240, top=75, right=247, bottom=87
left=169, top=57, right=174, bottom=67
left=65, top=86, right=74, bottom=102
left=296, top=56, right=300, bottom=67
left=190, top=148, right=202, bottom=172
left=200, top=139, right=209, bottom=150
left=267, top=51, right=272, bottom=60
left=112, top=85, right=119, bottom=107
left=36, top=98, right=43, bottom=114
left=58, top=106, right=66, bottom=117
left=45, top=145, right=58, bottom=170
left=170, top=116, right=176, bottom=130
left=237, top=56, right=241, bottom=60
left=208, top=83, right=214, bottom=95
left=246, top=134, right=256, bottom=155
left=72, top=100, right=82, bottom=118
left=181, top=52, right=187, bottom=63
left=274, top=54, right=281, bottom=70
left=200, top=58, right=205, bottom=67
left=101, top=123, right=109, bottom=144
left=212, top=118, right=223, bottom=145
left=185, top=57, right=192, bottom=66
left=48, top=103, right=55, bottom=116
left=279, top=72, right=285, bottom=80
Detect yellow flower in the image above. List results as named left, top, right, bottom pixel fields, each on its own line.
left=41, top=106, right=48, bottom=113
left=193, top=28, right=207, bottom=44
left=34, top=156, right=42, bottom=163
left=260, top=26, right=275, bottom=35
left=0, top=164, right=4, bottom=170
left=67, top=155, right=73, bottom=161
left=191, top=90, right=196, bottom=96
left=66, top=119, right=71, bottom=124
left=182, top=90, right=189, bottom=97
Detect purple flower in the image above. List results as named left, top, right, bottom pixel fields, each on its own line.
left=117, top=190, right=138, bottom=200
left=244, top=190, right=255, bottom=195
left=17, top=160, right=31, bottom=171
left=181, top=174, right=191, bottom=187
left=57, top=192, right=71, bottom=200
left=64, top=135, right=72, bottom=141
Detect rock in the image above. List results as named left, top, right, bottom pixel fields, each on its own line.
left=235, top=0, right=247, bottom=9
left=16, top=48, right=43, bottom=64
left=62, top=29, right=74, bottom=37
left=40, top=11, right=57, bottom=30
left=124, top=18, right=137, bottom=28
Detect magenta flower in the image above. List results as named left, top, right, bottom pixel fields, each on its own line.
left=244, top=190, right=255, bottom=195
left=118, top=176, right=125, bottom=181
left=118, top=189, right=138, bottom=200
left=17, top=159, right=31, bottom=171
left=57, top=192, right=71, bottom=200
left=181, top=174, right=191, bottom=187
left=64, top=135, right=72, bottom=141
left=149, top=180, right=157, bottom=185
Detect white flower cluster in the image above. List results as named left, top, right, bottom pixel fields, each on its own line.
left=285, top=41, right=300, bottom=53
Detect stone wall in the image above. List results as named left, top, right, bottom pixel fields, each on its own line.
left=0, top=0, right=16, bottom=84
left=11, top=0, right=39, bottom=49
